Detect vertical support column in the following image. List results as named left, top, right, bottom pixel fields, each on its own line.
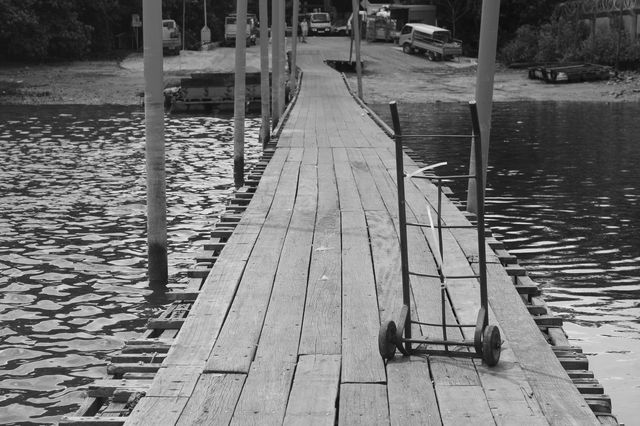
left=466, top=0, right=500, bottom=214
left=291, top=0, right=300, bottom=94
left=632, top=9, right=638, bottom=39
left=234, top=0, right=248, bottom=188
left=272, top=0, right=281, bottom=127
left=259, top=0, right=271, bottom=146
left=351, top=0, right=363, bottom=99
left=278, top=0, right=286, bottom=117
left=142, top=0, right=167, bottom=287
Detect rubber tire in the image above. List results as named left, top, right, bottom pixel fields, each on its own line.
left=482, top=325, right=501, bottom=367
left=378, top=320, right=397, bottom=360
left=403, top=43, right=412, bottom=54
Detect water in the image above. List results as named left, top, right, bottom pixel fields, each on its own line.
left=0, top=106, right=262, bottom=424
left=371, top=101, right=640, bottom=425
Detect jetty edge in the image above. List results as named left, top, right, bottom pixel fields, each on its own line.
left=60, top=45, right=618, bottom=425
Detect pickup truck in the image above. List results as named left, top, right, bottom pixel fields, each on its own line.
left=224, top=14, right=257, bottom=47
left=162, top=19, right=181, bottom=55
left=398, top=23, right=462, bottom=61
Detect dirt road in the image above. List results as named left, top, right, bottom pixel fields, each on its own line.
left=1, top=37, right=638, bottom=105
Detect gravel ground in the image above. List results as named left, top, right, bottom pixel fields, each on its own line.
left=1, top=37, right=639, bottom=105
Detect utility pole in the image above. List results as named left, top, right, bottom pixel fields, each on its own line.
left=234, top=0, right=248, bottom=188
left=142, top=0, right=168, bottom=287
left=291, top=0, right=300, bottom=94
left=466, top=0, right=500, bottom=214
left=351, top=0, right=363, bottom=99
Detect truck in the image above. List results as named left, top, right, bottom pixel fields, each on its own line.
left=398, top=23, right=462, bottom=61
left=224, top=14, right=258, bottom=47
left=308, top=12, right=332, bottom=36
left=162, top=19, right=181, bottom=55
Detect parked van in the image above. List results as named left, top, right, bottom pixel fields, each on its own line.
left=162, top=19, right=181, bottom=55
left=398, top=23, right=462, bottom=61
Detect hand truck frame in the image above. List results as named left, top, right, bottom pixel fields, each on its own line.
left=378, top=100, right=501, bottom=366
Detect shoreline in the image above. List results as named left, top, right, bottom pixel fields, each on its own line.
left=1, top=38, right=639, bottom=106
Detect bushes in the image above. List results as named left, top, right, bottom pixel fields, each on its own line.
left=500, top=16, right=639, bottom=69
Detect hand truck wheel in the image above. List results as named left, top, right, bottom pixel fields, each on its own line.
left=378, top=320, right=398, bottom=360
left=482, top=324, right=501, bottom=367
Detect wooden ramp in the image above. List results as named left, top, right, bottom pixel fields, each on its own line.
left=64, top=46, right=609, bottom=425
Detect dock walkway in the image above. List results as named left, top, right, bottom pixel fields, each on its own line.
left=118, top=47, right=601, bottom=424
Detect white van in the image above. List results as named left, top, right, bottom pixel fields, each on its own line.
left=398, top=23, right=462, bottom=61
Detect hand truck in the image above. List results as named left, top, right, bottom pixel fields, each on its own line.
left=378, top=100, right=501, bottom=366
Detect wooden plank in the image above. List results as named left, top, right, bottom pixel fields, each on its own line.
left=59, top=417, right=124, bottom=425
left=387, top=356, right=442, bottom=426
left=125, top=397, right=189, bottom=425
left=346, top=148, right=386, bottom=212
left=283, top=355, right=341, bottom=426
left=333, top=148, right=362, bottom=212
left=177, top=374, right=245, bottom=425
left=341, top=210, right=386, bottom=383
left=338, top=383, right=389, bottom=426
left=299, top=149, right=341, bottom=355
left=144, top=366, right=200, bottom=398
left=436, top=385, right=495, bottom=424
left=482, top=262, right=598, bottom=424
left=205, top=159, right=301, bottom=373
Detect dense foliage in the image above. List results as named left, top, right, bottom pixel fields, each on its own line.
left=500, top=15, right=640, bottom=67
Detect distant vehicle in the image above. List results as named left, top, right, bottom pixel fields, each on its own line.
left=308, top=12, right=332, bottom=35
left=224, top=14, right=258, bottom=46
left=162, top=19, right=181, bottom=55
left=398, top=23, right=462, bottom=61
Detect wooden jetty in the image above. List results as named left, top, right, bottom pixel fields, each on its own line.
left=61, top=46, right=617, bottom=425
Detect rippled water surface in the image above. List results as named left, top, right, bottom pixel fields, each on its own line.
left=372, top=101, right=640, bottom=425
left=0, top=106, right=261, bottom=424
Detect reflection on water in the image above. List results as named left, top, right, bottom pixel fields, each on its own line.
left=0, top=106, right=261, bottom=424
left=371, top=101, right=640, bottom=425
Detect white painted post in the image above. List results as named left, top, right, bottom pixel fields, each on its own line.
left=272, top=0, right=281, bottom=127
left=259, top=0, right=271, bottom=146
left=351, top=2, right=363, bottom=99
left=291, top=0, right=300, bottom=94
left=466, top=0, right=500, bottom=214
left=234, top=0, right=248, bottom=188
left=142, top=0, right=168, bottom=287
left=278, top=0, right=286, bottom=117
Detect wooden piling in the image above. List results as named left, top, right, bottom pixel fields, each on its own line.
left=259, top=0, right=271, bottom=146
left=271, top=0, right=281, bottom=127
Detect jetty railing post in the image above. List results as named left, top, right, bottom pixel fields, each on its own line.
left=389, top=101, right=411, bottom=352
left=351, top=0, right=363, bottom=99
left=142, top=0, right=168, bottom=287
left=271, top=0, right=281, bottom=128
left=233, top=0, right=248, bottom=188
left=259, top=0, right=270, bottom=147
left=291, top=0, right=300, bottom=94
left=466, top=0, right=500, bottom=214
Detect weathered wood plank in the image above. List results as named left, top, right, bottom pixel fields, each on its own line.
left=283, top=355, right=341, bottom=426
left=341, top=210, right=386, bottom=384
left=177, top=373, right=245, bottom=426
left=387, top=356, right=442, bottom=426
left=436, top=385, right=495, bottom=424
left=338, top=383, right=389, bottom=426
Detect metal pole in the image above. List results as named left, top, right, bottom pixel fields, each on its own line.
left=143, top=0, right=168, bottom=287
left=259, top=0, right=271, bottom=146
left=389, top=101, right=411, bottom=350
left=272, top=0, right=281, bottom=127
left=351, top=4, right=363, bottom=99
left=469, top=101, right=488, bottom=325
left=234, top=0, right=248, bottom=189
left=466, top=0, right=500, bottom=214
left=203, top=0, right=207, bottom=28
